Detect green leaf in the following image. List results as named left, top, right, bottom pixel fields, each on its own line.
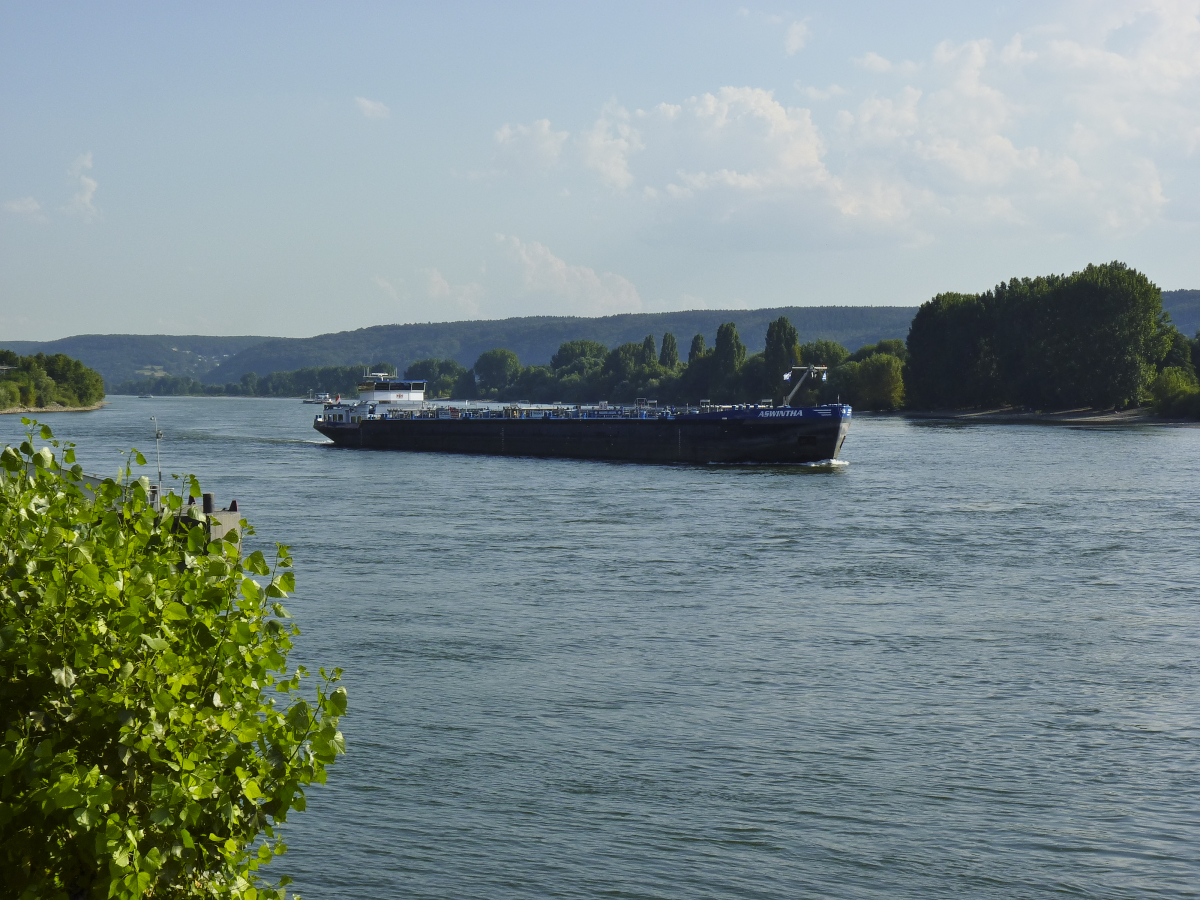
left=163, top=601, right=189, bottom=621
left=52, top=666, right=76, bottom=688
left=72, top=806, right=98, bottom=827
left=134, top=450, right=147, bottom=466
left=141, top=634, right=169, bottom=652
left=327, top=686, right=348, bottom=716
left=75, top=564, right=102, bottom=590
left=0, top=447, right=21, bottom=471
left=245, top=550, right=270, bottom=576
left=187, top=525, right=207, bottom=553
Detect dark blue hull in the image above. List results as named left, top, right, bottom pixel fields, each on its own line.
left=314, top=405, right=851, bottom=464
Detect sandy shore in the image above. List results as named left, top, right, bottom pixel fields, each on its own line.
left=0, top=401, right=108, bottom=416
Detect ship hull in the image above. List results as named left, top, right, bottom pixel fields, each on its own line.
left=314, top=408, right=850, bottom=464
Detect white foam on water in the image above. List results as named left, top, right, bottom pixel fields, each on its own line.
left=801, top=458, right=849, bottom=468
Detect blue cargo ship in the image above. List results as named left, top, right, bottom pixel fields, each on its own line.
left=313, top=368, right=850, bottom=464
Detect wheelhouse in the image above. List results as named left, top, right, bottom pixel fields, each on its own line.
left=356, top=376, right=426, bottom=404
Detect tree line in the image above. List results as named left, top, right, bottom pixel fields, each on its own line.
left=0, top=350, right=106, bottom=409
left=111, top=260, right=1200, bottom=417
left=113, top=324, right=908, bottom=409
left=904, top=261, right=1200, bottom=417
left=113, top=364, right=396, bottom=399
left=402, top=319, right=906, bottom=409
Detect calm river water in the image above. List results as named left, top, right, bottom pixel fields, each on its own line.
left=5, top=398, right=1199, bottom=899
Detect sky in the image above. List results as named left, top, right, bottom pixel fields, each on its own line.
left=2, top=1, right=1199, bottom=341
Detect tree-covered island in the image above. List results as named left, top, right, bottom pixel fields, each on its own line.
left=0, top=351, right=106, bottom=412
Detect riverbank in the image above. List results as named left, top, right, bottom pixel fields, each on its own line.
left=0, top=401, right=108, bottom=416
left=886, top=407, right=1187, bottom=426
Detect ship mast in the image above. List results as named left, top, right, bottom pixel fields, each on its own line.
left=782, top=366, right=828, bottom=407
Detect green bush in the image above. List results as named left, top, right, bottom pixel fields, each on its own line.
left=1150, top=366, right=1200, bottom=417
left=0, top=421, right=345, bottom=899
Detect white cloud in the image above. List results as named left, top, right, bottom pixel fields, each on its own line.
left=65, top=153, right=98, bottom=220
left=855, top=51, right=894, bottom=72
left=495, top=118, right=569, bottom=170
left=1000, top=34, right=1036, bottom=65
left=785, top=20, right=810, bottom=55
left=798, top=83, right=847, bottom=101
left=580, top=101, right=642, bottom=189
left=498, top=234, right=642, bottom=315
left=3, top=197, right=45, bottom=222
left=661, top=87, right=830, bottom=193
left=492, top=1, right=1200, bottom=245
left=854, top=51, right=921, bottom=75
left=422, top=268, right=484, bottom=318
left=373, top=276, right=401, bottom=303
left=355, top=97, right=390, bottom=119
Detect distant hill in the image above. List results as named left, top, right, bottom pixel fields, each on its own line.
left=0, top=334, right=270, bottom=388
left=12, top=291, right=1190, bottom=389
left=1163, top=289, right=1200, bottom=336
left=202, top=306, right=918, bottom=383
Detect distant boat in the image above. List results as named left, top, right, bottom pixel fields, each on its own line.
left=303, top=391, right=333, bottom=404
left=138, top=393, right=153, bottom=399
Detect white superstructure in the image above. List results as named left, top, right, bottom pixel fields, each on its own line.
left=355, top=373, right=426, bottom=404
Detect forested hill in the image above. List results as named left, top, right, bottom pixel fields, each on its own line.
left=201, top=306, right=917, bottom=383
left=0, top=334, right=268, bottom=388
left=5, top=291, right=1194, bottom=388
left=1164, top=289, right=1200, bottom=336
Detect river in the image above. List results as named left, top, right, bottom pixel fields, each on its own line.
left=5, top=398, right=1198, bottom=899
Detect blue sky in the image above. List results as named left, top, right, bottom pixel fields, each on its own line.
left=2, top=1, right=1198, bottom=340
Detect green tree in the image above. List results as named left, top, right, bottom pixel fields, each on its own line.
left=1150, top=366, right=1200, bottom=417
left=0, top=421, right=345, bottom=899
left=473, top=349, right=521, bottom=394
left=404, top=359, right=468, bottom=398
left=452, top=368, right=479, bottom=399
left=854, top=353, right=905, bottom=409
left=849, top=339, right=907, bottom=363
left=798, top=339, right=849, bottom=369
left=550, top=340, right=608, bottom=370
left=713, top=323, right=745, bottom=378
left=640, top=335, right=658, bottom=367
left=763, top=317, right=800, bottom=402
left=0, top=353, right=105, bottom=409
left=658, top=333, right=679, bottom=369
left=907, top=262, right=1167, bottom=410
left=1158, top=328, right=1196, bottom=378
left=688, top=334, right=706, bottom=363
left=601, top=343, right=646, bottom=384
left=903, top=292, right=997, bottom=409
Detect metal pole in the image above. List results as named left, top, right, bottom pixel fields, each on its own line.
left=150, top=417, right=163, bottom=492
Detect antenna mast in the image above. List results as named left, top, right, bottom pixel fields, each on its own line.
left=150, top=417, right=163, bottom=495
